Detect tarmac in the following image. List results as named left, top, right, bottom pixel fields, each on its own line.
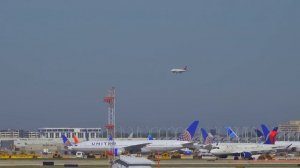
left=0, top=159, right=300, bottom=167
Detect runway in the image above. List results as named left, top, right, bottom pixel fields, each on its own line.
left=0, top=159, right=300, bottom=167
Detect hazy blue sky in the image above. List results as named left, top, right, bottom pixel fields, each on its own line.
left=0, top=1, right=299, bottom=130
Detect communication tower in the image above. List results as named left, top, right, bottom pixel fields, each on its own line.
left=103, top=87, right=116, bottom=139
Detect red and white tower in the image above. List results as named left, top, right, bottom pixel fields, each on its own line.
left=103, top=87, right=116, bottom=139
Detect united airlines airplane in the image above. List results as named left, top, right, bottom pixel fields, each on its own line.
left=62, top=120, right=199, bottom=155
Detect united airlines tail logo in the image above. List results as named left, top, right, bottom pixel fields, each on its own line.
left=179, top=130, right=192, bottom=141
left=179, top=120, right=199, bottom=141
left=62, top=135, right=72, bottom=146
left=204, top=135, right=214, bottom=145
left=64, top=140, right=72, bottom=147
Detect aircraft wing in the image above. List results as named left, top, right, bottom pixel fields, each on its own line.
left=123, top=143, right=151, bottom=153
left=181, top=142, right=195, bottom=148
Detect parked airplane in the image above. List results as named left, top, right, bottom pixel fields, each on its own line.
left=170, top=66, right=187, bottom=74
left=62, top=135, right=150, bottom=155
left=62, top=120, right=199, bottom=155
left=201, top=127, right=289, bottom=159
left=73, top=135, right=80, bottom=144
left=261, top=124, right=300, bottom=152
left=192, top=128, right=214, bottom=153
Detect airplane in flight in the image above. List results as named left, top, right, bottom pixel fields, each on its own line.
left=170, top=66, right=188, bottom=74
left=62, top=120, right=199, bottom=155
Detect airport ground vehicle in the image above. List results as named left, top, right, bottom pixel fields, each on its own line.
left=75, top=151, right=96, bottom=158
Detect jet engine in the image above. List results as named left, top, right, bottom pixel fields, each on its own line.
left=180, top=148, right=193, bottom=155
left=106, top=148, right=124, bottom=156
left=241, top=152, right=253, bottom=160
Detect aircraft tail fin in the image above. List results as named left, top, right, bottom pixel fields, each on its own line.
left=72, top=134, right=80, bottom=144
left=184, top=66, right=187, bottom=70
left=200, top=128, right=208, bottom=143
left=178, top=120, right=199, bottom=141
left=265, top=126, right=278, bottom=144
left=147, top=134, right=153, bottom=140
left=200, top=128, right=214, bottom=145
left=108, top=135, right=113, bottom=141
left=128, top=132, right=133, bottom=139
left=61, top=134, right=73, bottom=146
left=254, top=128, right=264, bottom=138
left=261, top=124, right=270, bottom=140
left=225, top=127, right=238, bottom=140
left=85, top=130, right=89, bottom=141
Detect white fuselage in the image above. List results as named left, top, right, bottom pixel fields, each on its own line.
left=275, top=141, right=300, bottom=152
left=67, top=140, right=189, bottom=153
left=210, top=143, right=287, bottom=156
left=170, top=69, right=186, bottom=73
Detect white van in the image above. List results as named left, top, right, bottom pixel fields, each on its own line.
left=76, top=152, right=86, bottom=159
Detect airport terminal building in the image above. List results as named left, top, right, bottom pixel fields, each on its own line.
left=38, top=128, right=102, bottom=139
left=279, top=120, right=300, bottom=132
left=0, top=129, right=40, bottom=138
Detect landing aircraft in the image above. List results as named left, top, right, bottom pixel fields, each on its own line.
left=170, top=66, right=187, bottom=74
left=62, top=120, right=199, bottom=155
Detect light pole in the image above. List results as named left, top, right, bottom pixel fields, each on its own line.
left=158, top=128, right=161, bottom=139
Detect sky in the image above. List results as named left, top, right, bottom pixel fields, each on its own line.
left=0, top=1, right=300, bottom=130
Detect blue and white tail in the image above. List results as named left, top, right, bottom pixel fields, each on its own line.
left=261, top=124, right=270, bottom=141
left=200, top=128, right=214, bottom=145
left=147, top=134, right=153, bottom=140
left=178, top=120, right=199, bottom=141
left=225, top=127, right=238, bottom=141
left=108, top=135, right=113, bottom=141
left=62, top=134, right=73, bottom=147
